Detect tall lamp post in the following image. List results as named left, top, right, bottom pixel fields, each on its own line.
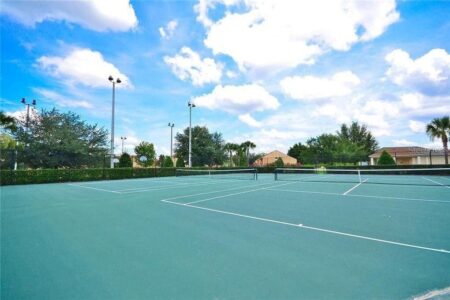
left=21, top=98, right=36, bottom=129
left=17, top=98, right=36, bottom=170
left=108, top=76, right=121, bottom=168
left=120, top=136, right=127, bottom=154
left=168, top=123, right=174, bottom=159
left=188, top=101, right=196, bottom=168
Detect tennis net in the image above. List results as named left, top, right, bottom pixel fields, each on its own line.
left=176, top=168, right=258, bottom=180
left=274, top=167, right=450, bottom=186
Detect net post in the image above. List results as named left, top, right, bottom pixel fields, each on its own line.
left=254, top=168, right=258, bottom=180
left=274, top=168, right=277, bottom=181
left=358, top=169, right=361, bottom=183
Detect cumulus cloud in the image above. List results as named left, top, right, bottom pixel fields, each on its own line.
left=231, top=128, right=308, bottom=153
left=37, top=48, right=132, bottom=88
left=159, top=20, right=178, bottom=39
left=385, top=48, right=450, bottom=96
left=393, top=139, right=416, bottom=146
left=199, top=0, right=398, bottom=73
left=164, top=47, right=222, bottom=86
left=33, top=88, right=93, bottom=109
left=409, top=120, right=425, bottom=133
left=1, top=0, right=138, bottom=32
left=238, top=114, right=262, bottom=127
left=280, top=71, right=360, bottom=101
left=400, top=93, right=423, bottom=109
left=193, top=84, right=279, bottom=114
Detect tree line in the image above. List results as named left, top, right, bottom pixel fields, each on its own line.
left=287, top=122, right=378, bottom=165
left=2, top=108, right=448, bottom=169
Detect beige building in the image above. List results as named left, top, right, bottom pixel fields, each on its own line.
left=253, top=150, right=298, bottom=166
left=369, top=147, right=447, bottom=165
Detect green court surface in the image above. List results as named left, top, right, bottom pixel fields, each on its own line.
left=1, top=174, right=450, bottom=299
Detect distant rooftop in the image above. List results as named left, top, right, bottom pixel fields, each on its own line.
left=369, top=147, right=445, bottom=158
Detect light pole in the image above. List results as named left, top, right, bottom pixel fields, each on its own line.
left=188, top=101, right=196, bottom=168
left=168, top=123, right=174, bottom=159
left=21, top=98, right=36, bottom=129
left=120, top=136, right=127, bottom=154
left=108, top=75, right=121, bottom=168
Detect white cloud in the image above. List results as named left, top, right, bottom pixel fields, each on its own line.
left=34, top=88, right=93, bottom=109
left=159, top=20, right=178, bottom=39
left=385, top=48, right=450, bottom=96
left=409, top=120, right=425, bottom=133
left=393, top=139, right=416, bottom=146
left=37, top=48, right=132, bottom=88
left=238, top=114, right=262, bottom=127
left=164, top=47, right=222, bottom=86
left=280, top=71, right=360, bottom=100
left=400, top=93, right=423, bottom=109
left=1, top=0, right=138, bottom=32
left=200, top=0, right=398, bottom=73
left=193, top=84, right=279, bottom=114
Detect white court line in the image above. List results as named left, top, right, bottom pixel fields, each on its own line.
left=119, top=179, right=263, bottom=194
left=343, top=179, right=369, bottom=195
left=185, top=182, right=296, bottom=205
left=265, top=188, right=450, bottom=204
left=422, top=177, right=450, bottom=188
left=67, top=183, right=120, bottom=194
left=162, top=200, right=450, bottom=254
left=159, top=182, right=283, bottom=203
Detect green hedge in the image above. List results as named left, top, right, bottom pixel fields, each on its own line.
left=1, top=165, right=447, bottom=185
left=0, top=167, right=177, bottom=186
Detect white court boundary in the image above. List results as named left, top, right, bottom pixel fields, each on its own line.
left=422, top=177, right=450, bottom=188
left=265, top=188, right=450, bottom=204
left=162, top=199, right=450, bottom=254
left=342, top=179, right=369, bottom=195
left=185, top=182, right=295, bottom=205
left=68, top=177, right=263, bottom=194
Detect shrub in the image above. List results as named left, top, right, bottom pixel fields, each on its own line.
left=176, top=157, right=185, bottom=167
left=163, top=156, right=174, bottom=167
left=118, top=153, right=133, bottom=168
left=377, top=150, right=396, bottom=165
left=275, top=157, right=284, bottom=167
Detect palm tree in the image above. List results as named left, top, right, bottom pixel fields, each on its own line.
left=426, top=116, right=450, bottom=165
left=240, top=141, right=256, bottom=166
left=224, top=143, right=233, bottom=167
left=224, top=143, right=241, bottom=167
left=0, top=111, right=17, bottom=133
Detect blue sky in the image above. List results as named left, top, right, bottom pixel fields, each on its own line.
left=1, top=0, right=449, bottom=155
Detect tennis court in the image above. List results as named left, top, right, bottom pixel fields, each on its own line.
left=1, top=169, right=450, bottom=299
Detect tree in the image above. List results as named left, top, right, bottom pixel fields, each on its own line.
left=163, top=156, right=174, bottom=167
left=14, top=108, right=108, bottom=168
left=426, top=116, right=450, bottom=165
left=174, top=126, right=225, bottom=167
left=0, top=111, right=17, bottom=133
left=240, top=141, right=256, bottom=166
left=275, top=157, right=284, bottom=167
left=134, top=141, right=156, bottom=167
left=337, top=121, right=378, bottom=159
left=176, top=157, right=185, bottom=167
left=249, top=152, right=264, bottom=165
left=377, top=150, right=396, bottom=165
left=226, top=143, right=240, bottom=167
left=288, top=122, right=378, bottom=165
left=157, top=154, right=165, bottom=166
left=118, top=153, right=132, bottom=167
